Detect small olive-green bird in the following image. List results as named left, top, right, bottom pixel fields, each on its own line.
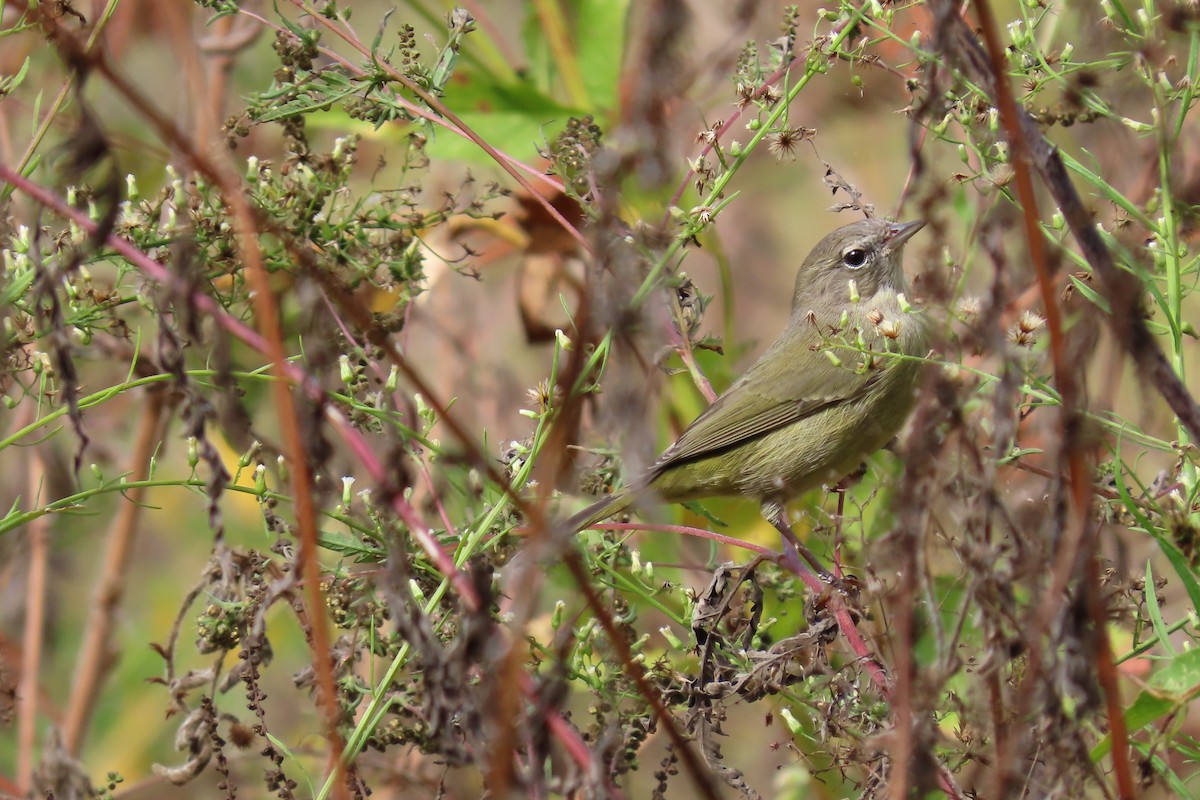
left=569, top=217, right=929, bottom=573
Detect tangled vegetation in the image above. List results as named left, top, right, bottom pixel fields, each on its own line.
left=2, top=1, right=1200, bottom=798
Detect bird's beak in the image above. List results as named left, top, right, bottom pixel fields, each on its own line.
left=886, top=219, right=926, bottom=248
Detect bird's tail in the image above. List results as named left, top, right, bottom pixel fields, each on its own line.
left=566, top=489, right=638, bottom=533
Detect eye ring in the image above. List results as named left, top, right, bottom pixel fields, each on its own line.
left=842, top=248, right=868, bottom=269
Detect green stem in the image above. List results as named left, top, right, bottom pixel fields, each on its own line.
left=0, top=479, right=277, bottom=538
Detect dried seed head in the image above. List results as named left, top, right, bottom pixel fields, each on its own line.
left=958, top=296, right=982, bottom=319
left=989, top=164, right=1015, bottom=188
left=1018, top=309, right=1046, bottom=333
left=767, top=127, right=815, bottom=160
left=696, top=123, right=722, bottom=146
left=526, top=379, right=555, bottom=412
left=735, top=82, right=755, bottom=109
left=878, top=319, right=902, bottom=340
left=1008, top=311, right=1046, bottom=347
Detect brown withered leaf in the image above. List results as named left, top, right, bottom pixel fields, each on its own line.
left=513, top=190, right=588, bottom=342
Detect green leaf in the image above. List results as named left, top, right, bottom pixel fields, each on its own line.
left=1067, top=274, right=1111, bottom=314
left=1113, top=465, right=1200, bottom=610
left=1150, top=647, right=1200, bottom=695
left=448, top=73, right=579, bottom=118
left=424, top=75, right=581, bottom=163
left=574, top=0, right=630, bottom=112
left=318, top=530, right=383, bottom=561
left=521, top=7, right=555, bottom=96
left=0, top=56, right=30, bottom=95
left=1092, top=648, right=1200, bottom=760
left=253, top=73, right=364, bottom=123
left=1146, top=521, right=1200, bottom=611
left=424, top=111, right=552, bottom=163
left=1144, top=561, right=1177, bottom=657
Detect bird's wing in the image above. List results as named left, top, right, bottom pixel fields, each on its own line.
left=651, top=333, right=880, bottom=472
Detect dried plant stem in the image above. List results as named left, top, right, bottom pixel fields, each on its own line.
left=965, top=3, right=1136, bottom=797
left=933, top=2, right=1138, bottom=796
left=62, top=388, right=166, bottom=753
left=785, top=530, right=966, bottom=800
left=15, top=5, right=350, bottom=794
left=933, top=1, right=1200, bottom=442
left=886, top=541, right=917, bottom=800
left=561, top=549, right=724, bottom=800
left=306, top=269, right=728, bottom=796
left=0, top=145, right=612, bottom=800
left=235, top=197, right=351, bottom=799
left=16, top=409, right=49, bottom=791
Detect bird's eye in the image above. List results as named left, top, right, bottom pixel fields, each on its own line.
left=842, top=248, right=868, bottom=269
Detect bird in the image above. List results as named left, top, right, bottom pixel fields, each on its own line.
left=567, top=217, right=929, bottom=575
